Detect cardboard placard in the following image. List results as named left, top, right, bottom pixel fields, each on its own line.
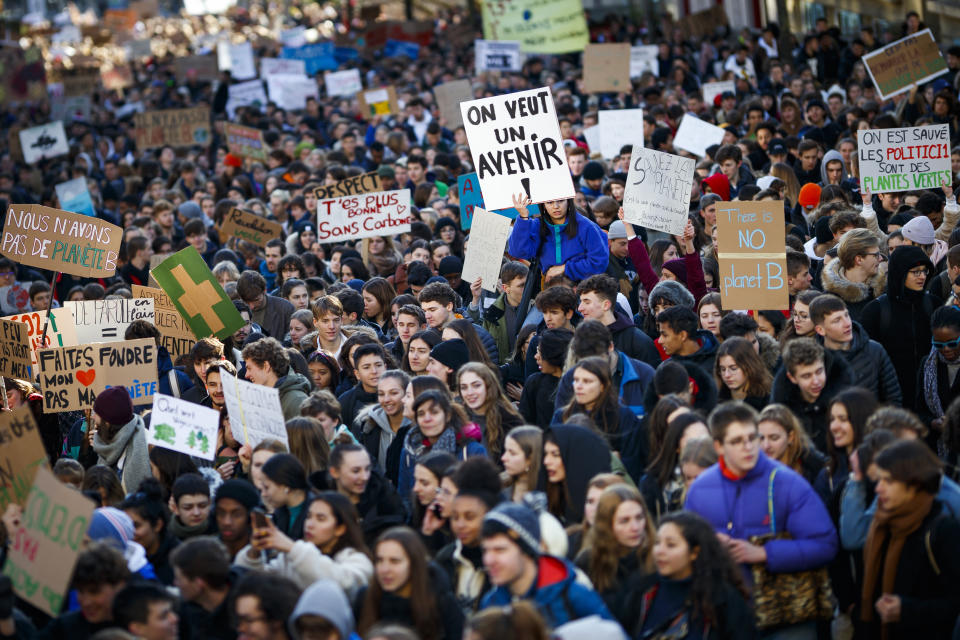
left=225, top=123, right=268, bottom=162
left=482, top=0, right=588, bottom=54
left=133, top=107, right=211, bottom=150
left=462, top=208, right=512, bottom=292
left=174, top=56, right=219, bottom=82
left=673, top=114, right=726, bottom=158
left=220, top=207, right=284, bottom=247
left=218, top=42, right=256, bottom=80
left=0, top=319, right=33, bottom=380
left=630, top=45, right=659, bottom=78
left=151, top=247, right=246, bottom=340
left=325, top=69, right=362, bottom=98
left=858, top=124, right=952, bottom=194
left=598, top=109, right=643, bottom=159
left=460, top=87, right=575, bottom=211
left=863, top=29, right=948, bottom=100
left=357, top=86, right=401, bottom=120
left=623, top=147, right=695, bottom=236
left=715, top=201, right=788, bottom=310
left=130, top=285, right=196, bottom=358
left=677, top=4, right=728, bottom=39
left=434, top=80, right=473, bottom=129
left=1, top=204, right=122, bottom=278
left=1, top=309, right=78, bottom=372
left=316, top=189, right=412, bottom=242
left=19, top=122, right=68, bottom=164
left=54, top=177, right=96, bottom=217
left=60, top=72, right=100, bottom=97
left=475, top=40, right=522, bottom=73
left=50, top=96, right=92, bottom=125
left=0, top=406, right=48, bottom=513
left=148, top=394, right=219, bottom=460
left=37, top=338, right=159, bottom=412
left=2, top=467, right=95, bottom=616
left=261, top=57, right=307, bottom=78
left=583, top=125, right=601, bottom=156
left=584, top=44, right=631, bottom=93
left=221, top=374, right=289, bottom=447
left=64, top=298, right=155, bottom=343
left=280, top=43, right=337, bottom=75
left=702, top=80, right=736, bottom=107
left=226, top=80, right=268, bottom=119
left=312, top=172, right=383, bottom=200
left=266, top=75, right=318, bottom=111
left=457, top=172, right=535, bottom=230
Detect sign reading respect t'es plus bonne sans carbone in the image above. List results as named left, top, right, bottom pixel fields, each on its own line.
left=858, top=124, right=952, bottom=194
left=715, top=201, right=788, bottom=311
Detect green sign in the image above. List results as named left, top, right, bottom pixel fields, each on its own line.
left=150, top=247, right=245, bottom=340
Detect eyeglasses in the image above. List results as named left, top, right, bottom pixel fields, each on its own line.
left=932, top=336, right=960, bottom=350
left=863, top=252, right=887, bottom=262
left=907, top=268, right=929, bottom=277
left=723, top=433, right=759, bottom=448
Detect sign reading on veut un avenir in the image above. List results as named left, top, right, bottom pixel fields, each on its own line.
left=623, top=147, right=695, bottom=236
left=316, top=189, right=412, bottom=242
left=715, top=201, right=788, bottom=311
left=460, top=87, right=574, bottom=211
left=858, top=124, right=951, bottom=194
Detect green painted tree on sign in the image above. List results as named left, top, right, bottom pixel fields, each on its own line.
left=154, top=423, right=176, bottom=445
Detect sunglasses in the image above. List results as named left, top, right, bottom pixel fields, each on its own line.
left=932, top=336, right=960, bottom=350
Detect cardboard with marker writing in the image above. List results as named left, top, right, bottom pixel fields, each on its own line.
left=225, top=123, right=268, bottom=162
left=857, top=124, right=951, bottom=194
left=2, top=467, right=95, bottom=616
left=357, top=86, right=400, bottom=120
left=0, top=406, right=48, bottom=514
left=1, top=309, right=78, bottom=372
left=1, top=204, right=122, bottom=278
left=315, top=189, right=412, bottom=242
left=219, top=207, right=284, bottom=247
left=148, top=394, right=219, bottom=460
left=174, top=55, right=219, bottom=82
left=863, top=29, right=948, bottom=100
left=133, top=107, right=211, bottom=150
left=151, top=247, right=245, bottom=341
left=37, top=338, right=159, bottom=412
left=64, top=298, right=155, bottom=344
left=623, top=147, right=696, bottom=236
left=0, top=318, right=33, bottom=380
left=312, top=172, right=383, bottom=201
left=583, top=44, right=631, bottom=94
left=221, top=374, right=289, bottom=447
left=462, top=208, right=512, bottom=292
left=434, top=80, right=473, bottom=129
left=715, top=201, right=788, bottom=310
left=130, top=285, right=197, bottom=358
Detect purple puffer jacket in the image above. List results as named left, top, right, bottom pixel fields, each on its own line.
left=685, top=451, right=838, bottom=574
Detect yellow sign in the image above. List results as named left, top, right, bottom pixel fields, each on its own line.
left=481, top=0, right=588, bottom=55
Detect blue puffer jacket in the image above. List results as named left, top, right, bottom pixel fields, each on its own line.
left=685, top=452, right=837, bottom=575
left=480, top=555, right=615, bottom=628
left=507, top=213, right=609, bottom=282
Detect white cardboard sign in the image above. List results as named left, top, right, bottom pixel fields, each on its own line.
left=858, top=124, right=952, bottom=194
left=629, top=46, right=659, bottom=78
left=462, top=207, right=512, bottom=292
left=315, top=189, right=412, bottom=242
left=267, top=75, right=319, bottom=110
left=324, top=69, right=362, bottom=97
left=64, top=298, right=155, bottom=343
left=261, top=57, right=307, bottom=78
left=227, top=80, right=268, bottom=118
left=221, top=374, right=288, bottom=447
left=673, top=114, right=726, bottom=158
left=148, top=393, right=219, bottom=460
left=19, top=122, right=69, bottom=164
left=598, top=109, right=643, bottom=159
left=460, top=87, right=574, bottom=211
left=475, top=40, right=522, bottom=73
left=219, top=42, right=256, bottom=80
left=623, top=147, right=695, bottom=235
left=702, top=80, right=736, bottom=107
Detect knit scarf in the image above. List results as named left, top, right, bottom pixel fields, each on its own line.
left=860, top=492, right=934, bottom=637
left=93, top=414, right=150, bottom=494
left=923, top=345, right=955, bottom=419
left=168, top=515, right=210, bottom=540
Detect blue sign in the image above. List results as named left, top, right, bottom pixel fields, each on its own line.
left=457, top=172, right=536, bottom=230
left=384, top=40, right=420, bottom=60
left=334, top=47, right=360, bottom=65
left=280, top=43, right=337, bottom=76
left=55, top=178, right=96, bottom=217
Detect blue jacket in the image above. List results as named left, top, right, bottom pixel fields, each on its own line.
left=555, top=351, right=654, bottom=419
left=685, top=452, right=837, bottom=575
left=507, top=213, right=609, bottom=282
left=157, top=346, right=194, bottom=399
left=480, top=555, right=615, bottom=628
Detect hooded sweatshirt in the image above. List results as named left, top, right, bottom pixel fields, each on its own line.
left=288, top=579, right=357, bottom=640
left=538, top=425, right=612, bottom=525
left=820, top=149, right=849, bottom=185
left=277, top=371, right=312, bottom=421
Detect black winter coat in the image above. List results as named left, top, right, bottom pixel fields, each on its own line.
left=608, top=310, right=661, bottom=370
left=354, top=564, right=464, bottom=640
left=518, top=372, right=560, bottom=430
left=816, top=321, right=902, bottom=405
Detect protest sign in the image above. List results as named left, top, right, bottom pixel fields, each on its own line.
left=462, top=208, right=512, bottom=292
left=325, top=69, right=362, bottom=97
left=174, top=55, right=219, bottom=82
left=475, top=40, right=522, bottom=73
left=0, top=285, right=31, bottom=315
left=482, top=0, right=587, bottom=54
left=384, top=40, right=420, bottom=59
left=125, top=38, right=152, bottom=60
left=148, top=394, right=219, bottom=461
left=458, top=173, right=484, bottom=230
left=702, top=80, right=736, bottom=107
left=133, top=107, right=211, bottom=150
left=0, top=319, right=34, bottom=380
left=460, top=87, right=574, bottom=211
left=221, top=374, right=288, bottom=447
left=266, top=75, right=318, bottom=111
left=0, top=406, right=47, bottom=513
left=54, top=178, right=96, bottom=217
left=1, top=309, right=78, bottom=372
left=130, top=285, right=196, bottom=358
left=64, top=298, right=155, bottom=343
left=50, top=96, right=92, bottom=124
left=623, top=147, right=695, bottom=236
left=677, top=4, right=728, bottom=39
left=261, top=57, right=307, bottom=78
left=313, top=172, right=383, bottom=200
left=218, top=42, right=256, bottom=80
left=2, top=467, right=95, bottom=616
left=357, top=87, right=401, bottom=119
left=673, top=114, right=726, bottom=158
left=225, top=123, right=268, bottom=162
left=1, top=205, right=122, bottom=278
left=316, top=189, right=412, bottom=242
left=598, top=109, right=643, bottom=159
left=630, top=46, right=659, bottom=78
left=220, top=207, right=284, bottom=247
left=279, top=25, right=307, bottom=47
left=715, top=201, right=788, bottom=310
left=582, top=126, right=601, bottom=156
left=863, top=29, right=948, bottom=100
left=227, top=80, right=268, bottom=118
left=60, top=71, right=99, bottom=97
left=101, top=66, right=134, bottom=90
left=858, top=124, right=951, bottom=194
left=19, top=122, right=68, bottom=164
left=584, top=44, right=631, bottom=93
left=151, top=247, right=246, bottom=340
left=37, top=338, right=159, bottom=412
left=434, top=80, right=473, bottom=129
left=281, top=43, right=337, bottom=75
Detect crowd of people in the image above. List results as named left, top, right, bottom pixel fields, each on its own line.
left=2, top=4, right=960, bottom=640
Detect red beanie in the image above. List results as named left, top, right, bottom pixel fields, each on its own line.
left=225, top=153, right=243, bottom=168
left=798, top=183, right=822, bottom=208
left=702, top=173, right=731, bottom=202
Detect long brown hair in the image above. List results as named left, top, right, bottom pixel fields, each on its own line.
left=714, top=337, right=773, bottom=399
left=458, top=362, right=521, bottom=460
left=358, top=527, right=441, bottom=640
left=466, top=600, right=549, bottom=640
left=305, top=491, right=372, bottom=559
left=502, top=426, right=542, bottom=499
left=561, top=356, right=620, bottom=439
left=581, top=485, right=655, bottom=592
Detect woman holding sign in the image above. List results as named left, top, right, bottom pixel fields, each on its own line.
left=508, top=195, right=608, bottom=283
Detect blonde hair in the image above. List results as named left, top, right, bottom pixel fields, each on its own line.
left=758, top=404, right=813, bottom=473
left=837, top=228, right=880, bottom=270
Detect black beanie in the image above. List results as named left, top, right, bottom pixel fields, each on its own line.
left=215, top=479, right=260, bottom=510
left=430, top=338, right=470, bottom=372
left=538, top=329, right=574, bottom=368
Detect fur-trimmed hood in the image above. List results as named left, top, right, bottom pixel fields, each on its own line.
left=757, top=331, right=781, bottom=372
left=821, top=257, right=886, bottom=304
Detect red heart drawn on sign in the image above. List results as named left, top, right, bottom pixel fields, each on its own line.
left=397, top=204, right=406, bottom=215
left=77, top=369, right=96, bottom=386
